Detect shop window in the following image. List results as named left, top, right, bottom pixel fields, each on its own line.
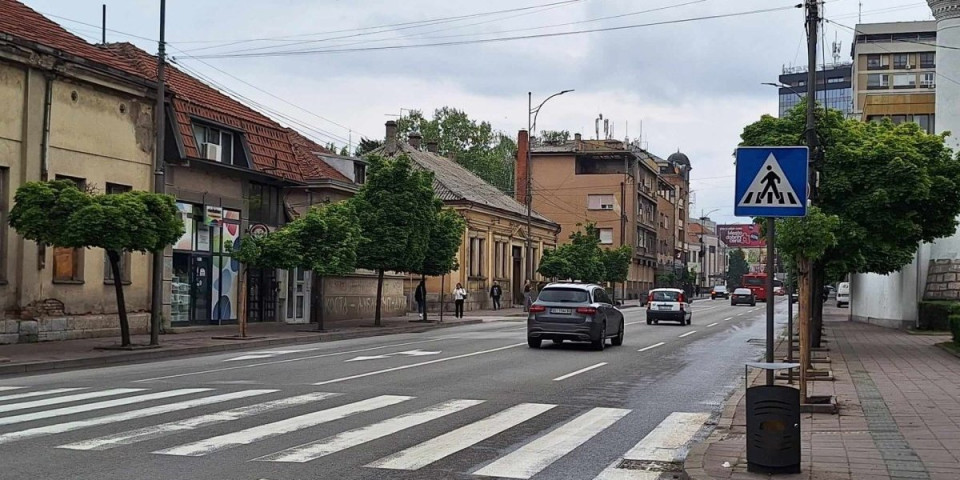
left=53, top=175, right=85, bottom=283
left=103, top=183, right=132, bottom=284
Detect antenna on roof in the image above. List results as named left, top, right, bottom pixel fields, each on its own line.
left=101, top=4, right=107, bottom=44
left=832, top=33, right=841, bottom=65
left=858, top=0, right=862, bottom=24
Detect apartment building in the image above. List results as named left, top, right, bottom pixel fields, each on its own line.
left=776, top=63, right=854, bottom=117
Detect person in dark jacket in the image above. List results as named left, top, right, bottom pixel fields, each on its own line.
left=523, top=281, right=533, bottom=312
left=490, top=282, right=503, bottom=310
left=415, top=280, right=426, bottom=320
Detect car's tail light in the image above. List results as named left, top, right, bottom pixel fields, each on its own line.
left=576, top=307, right=598, bottom=315
left=529, top=305, right=546, bottom=313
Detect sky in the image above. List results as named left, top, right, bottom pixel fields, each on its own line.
left=24, top=0, right=935, bottom=224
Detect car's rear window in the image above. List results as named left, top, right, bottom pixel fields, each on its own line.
left=734, top=289, right=752, bottom=295
left=652, top=291, right=680, bottom=302
left=714, top=286, right=726, bottom=292
left=538, top=288, right=590, bottom=303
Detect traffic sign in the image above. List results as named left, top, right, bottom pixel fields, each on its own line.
left=734, top=147, right=808, bottom=217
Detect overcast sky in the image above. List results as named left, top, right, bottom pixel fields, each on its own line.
left=26, top=0, right=934, bottom=224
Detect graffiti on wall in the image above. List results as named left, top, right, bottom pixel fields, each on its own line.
left=323, top=295, right=407, bottom=321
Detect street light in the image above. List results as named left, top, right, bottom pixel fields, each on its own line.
left=526, top=89, right=573, bottom=285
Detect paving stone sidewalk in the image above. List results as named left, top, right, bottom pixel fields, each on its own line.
left=684, top=306, right=960, bottom=480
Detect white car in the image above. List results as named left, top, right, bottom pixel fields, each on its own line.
left=836, top=282, right=850, bottom=307
left=646, top=288, right=692, bottom=325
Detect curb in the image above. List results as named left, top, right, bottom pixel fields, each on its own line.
left=0, top=319, right=483, bottom=377
left=935, top=341, right=960, bottom=359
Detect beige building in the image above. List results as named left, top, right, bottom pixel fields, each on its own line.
left=655, top=152, right=692, bottom=287
left=851, top=21, right=937, bottom=131
left=376, top=123, right=560, bottom=311
left=521, top=133, right=660, bottom=298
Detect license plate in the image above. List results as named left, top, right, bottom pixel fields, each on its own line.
left=658, top=305, right=673, bottom=310
left=551, top=308, right=572, bottom=314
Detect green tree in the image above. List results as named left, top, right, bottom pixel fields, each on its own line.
left=354, top=137, right=383, bottom=157
left=411, top=206, right=465, bottom=321
left=396, top=107, right=516, bottom=193
left=353, top=155, right=436, bottom=326
left=538, top=248, right=574, bottom=280
left=726, top=248, right=750, bottom=289
left=9, top=180, right=183, bottom=347
left=539, top=130, right=570, bottom=144
left=602, top=246, right=632, bottom=302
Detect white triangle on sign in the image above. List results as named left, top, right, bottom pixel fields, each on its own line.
left=737, top=153, right=800, bottom=207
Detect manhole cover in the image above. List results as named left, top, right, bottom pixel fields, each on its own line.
left=616, top=459, right=684, bottom=473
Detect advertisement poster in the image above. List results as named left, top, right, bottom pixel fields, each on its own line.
left=717, top=224, right=766, bottom=248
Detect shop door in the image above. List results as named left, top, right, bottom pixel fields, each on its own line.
left=191, top=256, right=212, bottom=324
left=247, top=267, right=278, bottom=323
left=284, top=268, right=311, bottom=323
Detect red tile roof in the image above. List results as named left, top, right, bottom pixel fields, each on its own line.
left=286, top=130, right=351, bottom=182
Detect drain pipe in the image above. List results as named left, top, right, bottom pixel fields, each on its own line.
left=36, top=74, right=54, bottom=273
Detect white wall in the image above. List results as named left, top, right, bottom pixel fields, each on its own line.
left=937, top=17, right=960, bottom=151
left=850, top=244, right=928, bottom=329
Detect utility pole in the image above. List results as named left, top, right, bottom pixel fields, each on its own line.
left=149, top=0, right=167, bottom=346
left=799, top=0, right=820, bottom=401
left=526, top=92, right=533, bottom=285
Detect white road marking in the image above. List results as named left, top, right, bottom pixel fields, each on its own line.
left=637, top=342, right=665, bottom=352
left=724, top=317, right=733, bottom=321
left=678, top=331, right=697, bottom=338
left=368, top=403, right=556, bottom=471
left=625, top=321, right=645, bottom=326
left=57, top=392, right=332, bottom=451
left=345, top=349, right=443, bottom=362
left=135, top=338, right=446, bottom=383
left=313, top=343, right=525, bottom=386
left=395, top=349, right=442, bottom=356
left=0, top=388, right=143, bottom=414
left=0, top=387, right=23, bottom=392
left=255, top=399, right=484, bottom=463
left=223, top=354, right=275, bottom=362
left=345, top=355, right=392, bottom=362
left=0, top=388, right=87, bottom=402
left=473, top=407, right=630, bottom=479
left=0, top=388, right=209, bottom=427
left=737, top=313, right=745, bottom=316
left=706, top=322, right=719, bottom=328
left=593, top=412, right=710, bottom=480
left=552, top=363, right=608, bottom=382
left=154, top=395, right=412, bottom=457
left=3, top=390, right=273, bottom=446
left=223, top=349, right=313, bottom=362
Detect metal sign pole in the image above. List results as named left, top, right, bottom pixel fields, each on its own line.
left=787, top=281, right=794, bottom=384
left=765, top=218, right=775, bottom=385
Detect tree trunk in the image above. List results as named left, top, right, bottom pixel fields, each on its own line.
left=421, top=273, right=428, bottom=323
left=811, top=261, right=825, bottom=348
left=439, top=275, right=445, bottom=323
left=108, top=250, right=131, bottom=347
left=375, top=269, right=384, bottom=327
left=797, top=255, right=812, bottom=403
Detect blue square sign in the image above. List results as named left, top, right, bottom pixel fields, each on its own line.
left=734, top=146, right=809, bottom=217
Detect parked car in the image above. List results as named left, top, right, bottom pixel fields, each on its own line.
left=836, top=282, right=850, bottom=308
left=646, top=288, right=692, bottom=325
left=527, top=283, right=624, bottom=350
left=730, top=288, right=756, bottom=306
left=710, top=285, right=729, bottom=300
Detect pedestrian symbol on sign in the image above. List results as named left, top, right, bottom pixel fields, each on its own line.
left=737, top=154, right=799, bottom=207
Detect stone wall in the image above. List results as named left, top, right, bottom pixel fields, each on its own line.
left=322, top=275, right=406, bottom=322
left=0, top=313, right=150, bottom=344
left=922, top=259, right=960, bottom=300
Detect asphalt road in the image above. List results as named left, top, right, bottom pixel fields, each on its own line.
left=0, top=298, right=788, bottom=480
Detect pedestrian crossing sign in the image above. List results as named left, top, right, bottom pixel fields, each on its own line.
left=734, top=146, right=808, bottom=217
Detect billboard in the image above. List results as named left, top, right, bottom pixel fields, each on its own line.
left=717, top=224, right=766, bottom=248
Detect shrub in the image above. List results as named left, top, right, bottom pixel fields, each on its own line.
left=917, top=301, right=960, bottom=331
left=950, top=314, right=960, bottom=346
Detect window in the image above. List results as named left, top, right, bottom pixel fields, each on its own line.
left=594, top=288, right=613, bottom=305
left=796, top=80, right=806, bottom=87
left=538, top=288, right=589, bottom=303
left=599, top=228, right=614, bottom=245
left=53, top=175, right=85, bottom=283
left=493, top=241, right=510, bottom=279
left=920, top=52, right=935, bottom=69
left=892, top=53, right=910, bottom=69
left=192, top=123, right=241, bottom=165
left=867, top=54, right=887, bottom=70
left=893, top=73, right=916, bottom=89
left=353, top=162, right=366, bottom=184
left=469, top=237, right=485, bottom=277
left=587, top=194, right=615, bottom=210
left=921, top=72, right=936, bottom=88
left=103, top=183, right=132, bottom=284
left=867, top=73, right=889, bottom=89
left=248, top=182, right=280, bottom=225
left=827, top=77, right=844, bottom=84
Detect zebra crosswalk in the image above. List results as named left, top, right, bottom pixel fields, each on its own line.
left=0, top=384, right=712, bottom=479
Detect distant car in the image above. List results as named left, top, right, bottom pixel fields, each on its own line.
left=646, top=288, right=692, bottom=325
left=774, top=286, right=785, bottom=296
left=711, top=285, right=729, bottom=300
left=836, top=282, right=850, bottom=308
left=731, top=288, right=756, bottom=306
left=527, top=283, right=624, bottom=350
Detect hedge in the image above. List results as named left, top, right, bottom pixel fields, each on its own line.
left=917, top=301, right=960, bottom=331
left=950, top=314, right=960, bottom=346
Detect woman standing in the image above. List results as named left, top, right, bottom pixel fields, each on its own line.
left=454, top=283, right=468, bottom=319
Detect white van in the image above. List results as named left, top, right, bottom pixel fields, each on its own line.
left=836, top=282, right=850, bottom=308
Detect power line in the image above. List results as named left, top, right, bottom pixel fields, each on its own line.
left=191, top=5, right=801, bottom=59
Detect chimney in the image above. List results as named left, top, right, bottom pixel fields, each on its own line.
left=574, top=133, right=581, bottom=142
left=426, top=141, right=439, bottom=153
left=408, top=132, right=423, bottom=150
left=515, top=129, right=529, bottom=204
left=384, top=120, right=397, bottom=153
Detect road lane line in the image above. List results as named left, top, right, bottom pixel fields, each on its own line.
left=154, top=395, right=413, bottom=457
left=552, top=363, right=608, bottom=382
left=678, top=331, right=697, bottom=338
left=706, top=323, right=718, bottom=328
left=367, top=403, right=556, bottom=471
left=593, top=412, right=711, bottom=479
left=625, top=321, right=645, bottom=326
left=0, top=388, right=209, bottom=427
left=255, top=399, right=484, bottom=463
left=723, top=317, right=733, bottom=321
left=637, top=342, right=665, bottom=352
left=0, top=387, right=23, bottom=392
left=0, top=388, right=143, bottom=414
left=737, top=313, right=745, bottom=316
left=0, top=388, right=87, bottom=402
left=135, top=338, right=447, bottom=383
left=313, top=343, right=525, bottom=386
left=58, top=392, right=330, bottom=451
left=473, top=407, right=631, bottom=479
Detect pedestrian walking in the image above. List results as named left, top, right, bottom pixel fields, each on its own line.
left=490, top=282, right=502, bottom=310
left=454, top=283, right=467, bottom=319
left=695, top=285, right=701, bottom=297
left=414, top=280, right=426, bottom=320
left=523, top=281, right=533, bottom=312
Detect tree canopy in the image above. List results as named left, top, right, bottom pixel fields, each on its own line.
left=726, top=249, right=749, bottom=288
left=537, top=223, right=608, bottom=284
left=419, top=207, right=465, bottom=277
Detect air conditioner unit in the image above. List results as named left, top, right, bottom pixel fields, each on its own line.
left=202, top=143, right=221, bottom=161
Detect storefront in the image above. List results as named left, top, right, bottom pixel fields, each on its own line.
left=170, top=202, right=243, bottom=326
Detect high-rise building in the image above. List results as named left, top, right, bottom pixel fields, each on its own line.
left=777, top=63, right=854, bottom=117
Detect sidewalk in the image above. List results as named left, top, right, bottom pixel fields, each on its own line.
left=685, top=305, right=960, bottom=480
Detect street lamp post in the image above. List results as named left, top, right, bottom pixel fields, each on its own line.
left=526, top=90, right=573, bottom=285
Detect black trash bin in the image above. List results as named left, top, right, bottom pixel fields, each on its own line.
left=746, top=385, right=801, bottom=474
